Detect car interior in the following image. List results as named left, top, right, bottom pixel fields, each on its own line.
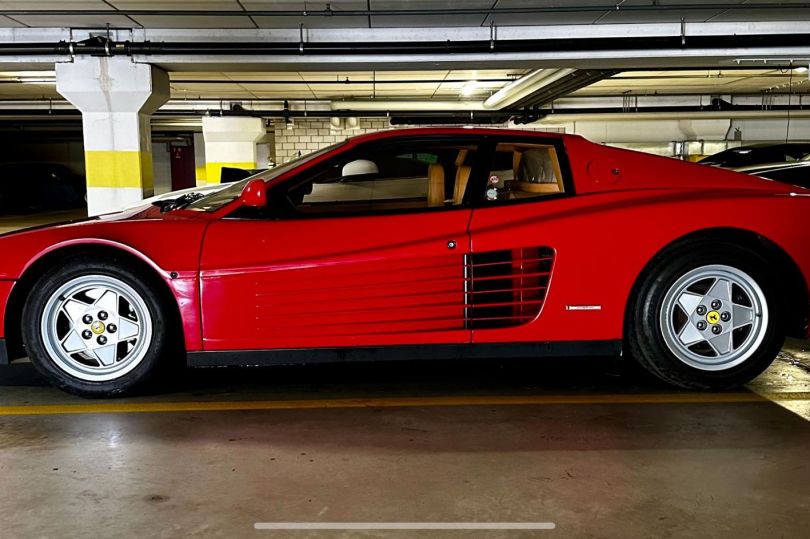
left=284, top=144, right=479, bottom=214
left=485, top=143, right=565, bottom=202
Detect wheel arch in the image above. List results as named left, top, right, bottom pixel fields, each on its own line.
left=624, top=226, right=809, bottom=341
left=4, top=241, right=186, bottom=361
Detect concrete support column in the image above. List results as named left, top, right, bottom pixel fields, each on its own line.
left=202, top=117, right=265, bottom=183
left=56, top=57, right=169, bottom=215
left=193, top=132, right=207, bottom=185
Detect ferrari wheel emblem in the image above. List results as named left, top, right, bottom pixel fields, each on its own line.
left=706, top=311, right=720, bottom=325
left=90, top=321, right=106, bottom=335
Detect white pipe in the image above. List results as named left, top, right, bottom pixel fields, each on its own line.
left=483, top=68, right=575, bottom=109
left=328, top=69, right=579, bottom=112
left=330, top=100, right=485, bottom=111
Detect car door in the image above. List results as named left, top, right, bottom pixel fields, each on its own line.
left=198, top=137, right=481, bottom=351
left=467, top=136, right=601, bottom=344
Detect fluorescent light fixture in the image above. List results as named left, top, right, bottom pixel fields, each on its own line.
left=794, top=66, right=808, bottom=73
left=460, top=80, right=479, bottom=97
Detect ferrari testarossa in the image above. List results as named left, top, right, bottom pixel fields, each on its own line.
left=0, top=128, right=808, bottom=397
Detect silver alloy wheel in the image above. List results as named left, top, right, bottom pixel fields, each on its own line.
left=660, top=264, right=768, bottom=371
left=40, top=274, right=153, bottom=382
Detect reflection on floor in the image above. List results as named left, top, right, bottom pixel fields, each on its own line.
left=1, top=340, right=809, bottom=537
left=0, top=209, right=87, bottom=235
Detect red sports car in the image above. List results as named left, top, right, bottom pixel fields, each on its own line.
left=0, top=128, right=808, bottom=397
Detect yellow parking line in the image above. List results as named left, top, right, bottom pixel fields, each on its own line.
left=0, top=392, right=809, bottom=416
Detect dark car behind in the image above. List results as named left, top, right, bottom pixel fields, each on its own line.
left=0, top=163, right=86, bottom=215
left=735, top=161, right=810, bottom=189
left=699, top=143, right=810, bottom=168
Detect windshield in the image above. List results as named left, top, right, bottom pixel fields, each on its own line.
left=185, top=141, right=346, bottom=212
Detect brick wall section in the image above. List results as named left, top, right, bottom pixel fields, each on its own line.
left=273, top=117, right=562, bottom=163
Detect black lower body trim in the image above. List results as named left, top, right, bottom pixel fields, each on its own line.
left=187, top=340, right=622, bottom=368
left=0, top=339, right=8, bottom=366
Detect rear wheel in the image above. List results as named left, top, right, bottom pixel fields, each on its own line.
left=628, top=243, right=785, bottom=389
left=22, top=258, right=172, bottom=397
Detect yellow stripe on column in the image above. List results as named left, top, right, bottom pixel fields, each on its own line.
left=85, top=150, right=154, bottom=190
left=205, top=162, right=256, bottom=184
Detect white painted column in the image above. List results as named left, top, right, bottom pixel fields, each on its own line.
left=202, top=117, right=265, bottom=183
left=56, top=57, right=169, bottom=215
left=193, top=132, right=207, bottom=185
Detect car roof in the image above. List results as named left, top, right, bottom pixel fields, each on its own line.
left=343, top=127, right=567, bottom=145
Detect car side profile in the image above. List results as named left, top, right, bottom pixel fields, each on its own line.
left=0, top=128, right=808, bottom=397
left=699, top=143, right=810, bottom=168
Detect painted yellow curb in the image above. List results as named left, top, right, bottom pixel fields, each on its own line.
left=1, top=392, right=808, bottom=416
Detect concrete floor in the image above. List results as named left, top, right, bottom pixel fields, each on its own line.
left=0, top=209, right=87, bottom=235
left=1, top=341, right=809, bottom=538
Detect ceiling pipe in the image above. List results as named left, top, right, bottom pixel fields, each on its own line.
left=483, top=69, right=574, bottom=109
left=5, top=33, right=810, bottom=58
left=509, top=69, right=620, bottom=109
left=330, top=100, right=485, bottom=112
left=328, top=69, right=581, bottom=113
left=0, top=4, right=805, bottom=18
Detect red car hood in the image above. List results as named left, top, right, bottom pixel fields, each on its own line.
left=0, top=205, right=211, bottom=280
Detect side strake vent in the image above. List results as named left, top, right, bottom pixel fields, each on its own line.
left=465, top=246, right=555, bottom=329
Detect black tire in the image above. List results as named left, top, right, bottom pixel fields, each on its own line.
left=21, top=256, right=175, bottom=398
left=627, top=240, right=785, bottom=390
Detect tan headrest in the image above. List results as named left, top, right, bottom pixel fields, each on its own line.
left=454, top=165, right=472, bottom=204
left=427, top=164, right=445, bottom=207
left=455, top=149, right=468, bottom=167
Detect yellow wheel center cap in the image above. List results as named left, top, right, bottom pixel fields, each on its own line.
left=90, top=321, right=105, bottom=334
left=706, top=311, right=720, bottom=325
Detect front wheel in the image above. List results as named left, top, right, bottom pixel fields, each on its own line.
left=22, top=258, right=173, bottom=397
left=627, top=244, right=785, bottom=389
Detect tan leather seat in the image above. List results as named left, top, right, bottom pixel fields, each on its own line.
left=427, top=164, right=445, bottom=207
left=454, top=165, right=471, bottom=204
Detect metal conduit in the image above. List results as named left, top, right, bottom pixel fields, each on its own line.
left=2, top=33, right=810, bottom=57
left=0, top=4, right=807, bottom=18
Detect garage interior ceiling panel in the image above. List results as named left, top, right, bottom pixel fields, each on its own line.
left=2, top=1, right=809, bottom=29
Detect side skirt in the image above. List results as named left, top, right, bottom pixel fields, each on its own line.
left=187, top=340, right=622, bottom=368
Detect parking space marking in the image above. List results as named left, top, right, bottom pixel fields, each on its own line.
left=0, top=391, right=809, bottom=416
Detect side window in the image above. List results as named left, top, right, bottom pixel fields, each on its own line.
left=484, top=143, right=565, bottom=203
left=281, top=142, right=477, bottom=216
left=783, top=146, right=810, bottom=162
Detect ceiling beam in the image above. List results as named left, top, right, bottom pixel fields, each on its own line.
left=2, top=22, right=810, bottom=71
left=0, top=4, right=807, bottom=19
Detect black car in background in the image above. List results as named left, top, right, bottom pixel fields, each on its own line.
left=735, top=161, right=810, bottom=189
left=0, top=163, right=86, bottom=214
left=699, top=143, right=810, bottom=168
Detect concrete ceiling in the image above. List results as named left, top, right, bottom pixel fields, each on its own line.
left=0, top=69, right=528, bottom=100
left=1, top=3, right=808, bottom=113
left=573, top=69, right=810, bottom=97
left=2, top=68, right=807, bottom=102
left=168, top=70, right=527, bottom=100
left=0, top=1, right=808, bottom=29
